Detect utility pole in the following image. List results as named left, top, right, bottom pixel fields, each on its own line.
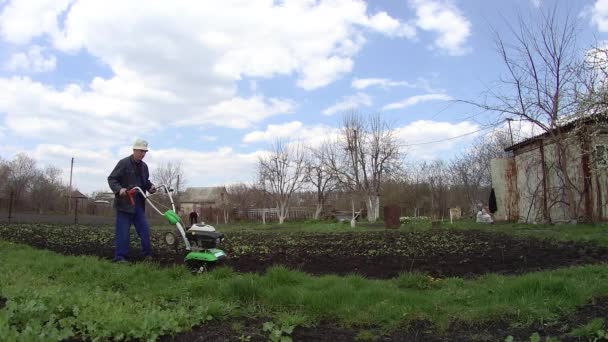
left=506, top=118, right=514, bottom=146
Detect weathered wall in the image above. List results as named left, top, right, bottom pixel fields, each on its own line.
left=510, top=133, right=600, bottom=223
left=542, top=136, right=583, bottom=223
left=490, top=158, right=519, bottom=221
left=495, top=125, right=608, bottom=223
left=591, top=134, right=608, bottom=220
left=514, top=145, right=545, bottom=223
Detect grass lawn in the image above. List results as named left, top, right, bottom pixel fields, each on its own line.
left=2, top=237, right=608, bottom=340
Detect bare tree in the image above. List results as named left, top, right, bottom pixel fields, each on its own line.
left=258, top=140, right=307, bottom=224
left=450, top=154, right=486, bottom=215
left=0, top=157, right=9, bottom=196
left=328, top=113, right=401, bottom=223
left=29, top=166, right=64, bottom=213
left=577, top=45, right=608, bottom=117
left=471, top=5, right=584, bottom=222
left=305, top=141, right=338, bottom=220
left=420, top=160, right=450, bottom=220
left=449, top=133, right=509, bottom=214
left=227, top=183, right=256, bottom=209
left=7, top=153, right=38, bottom=208
left=150, top=161, right=186, bottom=211
left=152, top=161, right=185, bottom=190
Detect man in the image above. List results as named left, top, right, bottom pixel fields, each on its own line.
left=107, top=138, right=157, bottom=262
left=189, top=210, right=199, bottom=226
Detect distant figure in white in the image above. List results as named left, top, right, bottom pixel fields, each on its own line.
left=476, top=207, right=494, bottom=224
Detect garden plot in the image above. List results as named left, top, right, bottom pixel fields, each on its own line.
left=3, top=223, right=608, bottom=341
left=1, top=224, right=608, bottom=279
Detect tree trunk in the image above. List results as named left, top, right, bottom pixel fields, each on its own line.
left=366, top=195, right=380, bottom=222
left=350, top=198, right=357, bottom=228
left=278, top=202, right=288, bottom=224
left=556, top=140, right=578, bottom=222
left=314, top=203, right=323, bottom=220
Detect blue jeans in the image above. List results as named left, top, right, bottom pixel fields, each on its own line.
left=114, top=204, right=151, bottom=261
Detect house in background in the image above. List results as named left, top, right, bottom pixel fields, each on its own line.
left=491, top=116, right=608, bottom=223
left=179, top=186, right=228, bottom=216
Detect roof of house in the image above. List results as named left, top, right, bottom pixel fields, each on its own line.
left=504, top=114, right=608, bottom=152
left=69, top=190, right=88, bottom=199
left=180, top=187, right=227, bottom=203
left=94, top=192, right=115, bottom=201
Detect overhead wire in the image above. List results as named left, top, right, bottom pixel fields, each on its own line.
left=403, top=124, right=499, bottom=147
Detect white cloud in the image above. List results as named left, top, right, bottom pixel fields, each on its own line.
left=592, top=0, right=608, bottom=32
left=0, top=76, right=294, bottom=150
left=0, top=0, right=74, bottom=44
left=176, top=96, right=295, bottom=129
left=395, top=120, right=480, bottom=159
left=243, top=121, right=339, bottom=147
left=382, top=93, right=452, bottom=111
left=531, top=0, right=542, bottom=8
left=244, top=121, right=304, bottom=143
left=0, top=0, right=420, bottom=150
left=323, top=92, right=372, bottom=116
left=409, top=0, right=471, bottom=56
left=366, top=11, right=416, bottom=38
left=0, top=77, right=157, bottom=147
left=297, top=56, right=354, bottom=90
left=5, top=45, right=56, bottom=72
left=1, top=1, right=414, bottom=91
left=351, top=77, right=414, bottom=90
left=14, top=143, right=263, bottom=194
left=146, top=147, right=263, bottom=191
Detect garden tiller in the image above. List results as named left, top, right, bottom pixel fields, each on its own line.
left=127, top=185, right=227, bottom=273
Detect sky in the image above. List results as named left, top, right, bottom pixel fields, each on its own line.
left=0, top=0, right=607, bottom=194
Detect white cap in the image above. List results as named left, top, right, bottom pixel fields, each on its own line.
left=132, top=138, right=149, bottom=151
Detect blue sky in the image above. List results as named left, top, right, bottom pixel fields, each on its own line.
left=0, top=0, right=606, bottom=194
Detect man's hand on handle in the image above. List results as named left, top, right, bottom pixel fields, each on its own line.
left=119, top=188, right=127, bottom=196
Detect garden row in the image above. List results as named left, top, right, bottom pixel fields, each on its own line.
left=1, top=223, right=608, bottom=278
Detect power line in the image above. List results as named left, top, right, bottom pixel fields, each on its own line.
left=403, top=125, right=496, bottom=147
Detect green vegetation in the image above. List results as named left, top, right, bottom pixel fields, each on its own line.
left=215, top=219, right=608, bottom=247
left=448, top=221, right=608, bottom=247
left=2, top=240, right=608, bottom=340
left=569, top=318, right=608, bottom=340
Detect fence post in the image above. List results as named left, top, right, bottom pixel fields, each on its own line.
left=8, top=190, right=14, bottom=224
left=74, top=198, right=78, bottom=224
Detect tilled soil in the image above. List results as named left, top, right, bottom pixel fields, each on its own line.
left=3, top=224, right=608, bottom=341
left=2, top=225, right=607, bottom=279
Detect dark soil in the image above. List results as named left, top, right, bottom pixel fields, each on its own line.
left=3, top=224, right=608, bottom=341
left=160, top=297, right=608, bottom=341
left=2, top=225, right=608, bottom=279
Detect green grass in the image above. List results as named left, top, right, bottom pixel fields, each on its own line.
left=2, top=240, right=608, bottom=340
left=210, top=219, right=608, bottom=246
left=424, top=220, right=608, bottom=247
